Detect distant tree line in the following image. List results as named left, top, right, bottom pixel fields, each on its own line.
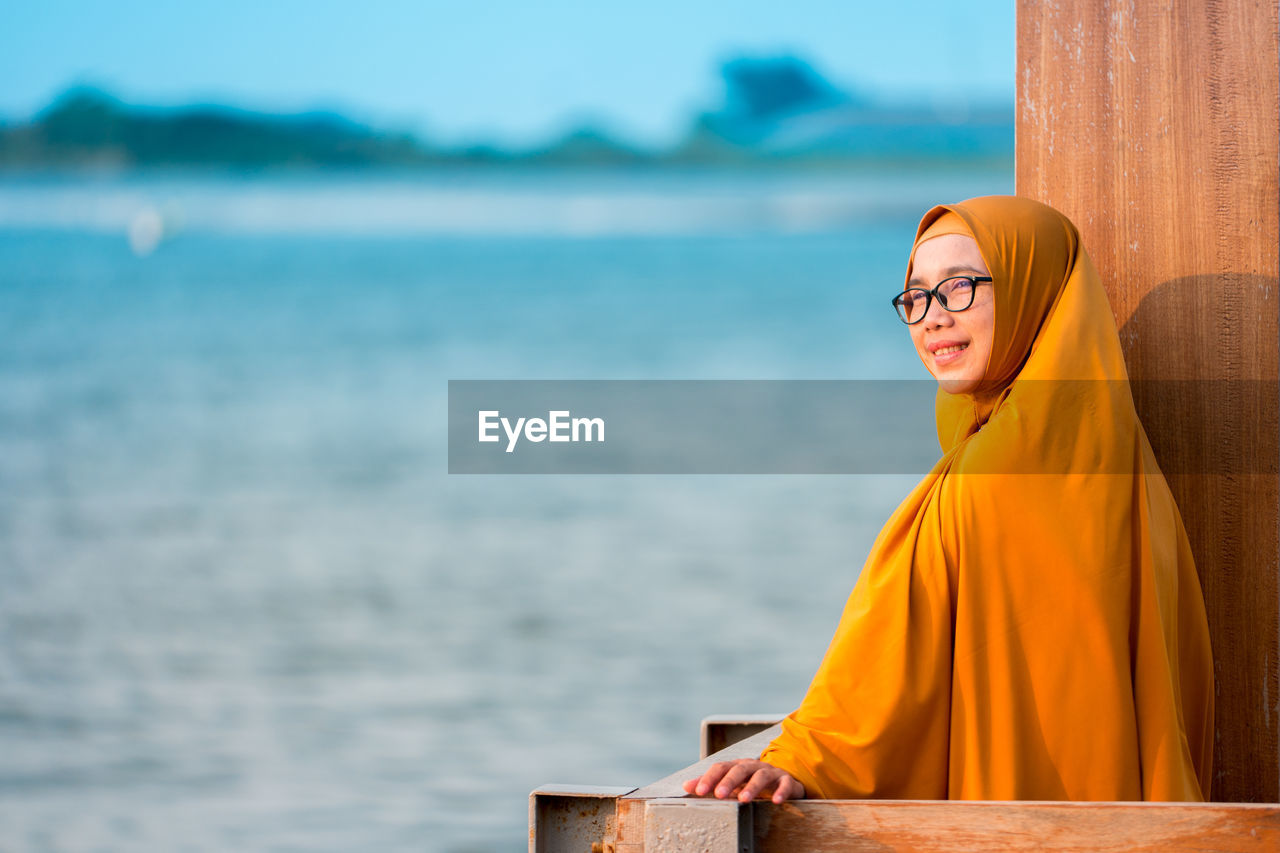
left=0, top=58, right=1013, bottom=170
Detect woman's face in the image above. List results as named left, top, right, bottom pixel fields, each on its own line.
left=907, top=233, right=995, bottom=394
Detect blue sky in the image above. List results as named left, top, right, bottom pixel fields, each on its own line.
left=3, top=1, right=1014, bottom=147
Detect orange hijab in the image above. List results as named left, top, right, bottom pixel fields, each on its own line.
left=759, top=196, right=1214, bottom=800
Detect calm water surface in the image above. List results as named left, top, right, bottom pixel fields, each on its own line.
left=0, top=166, right=1010, bottom=851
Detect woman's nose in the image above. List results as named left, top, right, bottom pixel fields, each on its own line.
left=922, top=297, right=953, bottom=328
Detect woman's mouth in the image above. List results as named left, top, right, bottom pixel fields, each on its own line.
left=931, top=342, right=969, bottom=366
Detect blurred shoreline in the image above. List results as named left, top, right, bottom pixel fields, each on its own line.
left=0, top=56, right=1012, bottom=173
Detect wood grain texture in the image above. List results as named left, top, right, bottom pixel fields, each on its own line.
left=754, top=800, right=1280, bottom=852
left=1017, top=0, right=1280, bottom=802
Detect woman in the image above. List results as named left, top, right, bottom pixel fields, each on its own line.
left=684, top=196, right=1214, bottom=803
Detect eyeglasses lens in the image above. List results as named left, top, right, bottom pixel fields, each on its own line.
left=939, top=277, right=975, bottom=311
left=897, top=289, right=929, bottom=324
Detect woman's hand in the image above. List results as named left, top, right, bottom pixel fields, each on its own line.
left=681, top=758, right=805, bottom=804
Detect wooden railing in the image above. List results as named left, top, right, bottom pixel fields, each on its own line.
left=531, top=719, right=1280, bottom=852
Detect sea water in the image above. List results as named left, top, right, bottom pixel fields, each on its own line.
left=0, top=165, right=1011, bottom=852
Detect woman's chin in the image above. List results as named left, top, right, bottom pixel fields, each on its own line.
left=935, top=374, right=982, bottom=395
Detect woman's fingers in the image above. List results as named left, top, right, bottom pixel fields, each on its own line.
left=683, top=759, right=804, bottom=803
left=683, top=761, right=737, bottom=796
left=734, top=767, right=778, bottom=802
left=771, top=773, right=805, bottom=803
left=711, top=761, right=757, bottom=798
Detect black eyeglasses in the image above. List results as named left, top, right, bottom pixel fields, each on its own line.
left=890, top=275, right=993, bottom=325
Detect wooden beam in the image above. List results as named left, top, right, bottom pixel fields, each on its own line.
left=753, top=800, right=1280, bottom=852
left=1017, top=0, right=1280, bottom=801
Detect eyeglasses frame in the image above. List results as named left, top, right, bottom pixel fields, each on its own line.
left=890, top=275, right=994, bottom=325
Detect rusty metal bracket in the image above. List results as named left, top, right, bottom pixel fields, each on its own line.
left=698, top=715, right=786, bottom=760
left=529, top=784, right=636, bottom=853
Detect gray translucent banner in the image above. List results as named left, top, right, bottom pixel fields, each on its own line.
left=447, top=380, right=1278, bottom=474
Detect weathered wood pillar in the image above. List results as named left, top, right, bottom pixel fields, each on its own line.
left=1017, top=0, right=1280, bottom=801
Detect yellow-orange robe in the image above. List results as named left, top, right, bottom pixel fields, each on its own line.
left=759, top=196, right=1214, bottom=801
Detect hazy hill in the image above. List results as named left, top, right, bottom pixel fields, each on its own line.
left=0, top=58, right=1013, bottom=169
left=0, top=87, right=437, bottom=168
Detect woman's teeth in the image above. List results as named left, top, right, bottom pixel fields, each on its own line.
left=935, top=344, right=968, bottom=355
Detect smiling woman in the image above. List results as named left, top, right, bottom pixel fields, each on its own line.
left=685, top=195, right=1214, bottom=804
left=898, top=217, right=996, bottom=394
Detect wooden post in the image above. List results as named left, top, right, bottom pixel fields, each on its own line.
left=1017, top=0, right=1280, bottom=801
